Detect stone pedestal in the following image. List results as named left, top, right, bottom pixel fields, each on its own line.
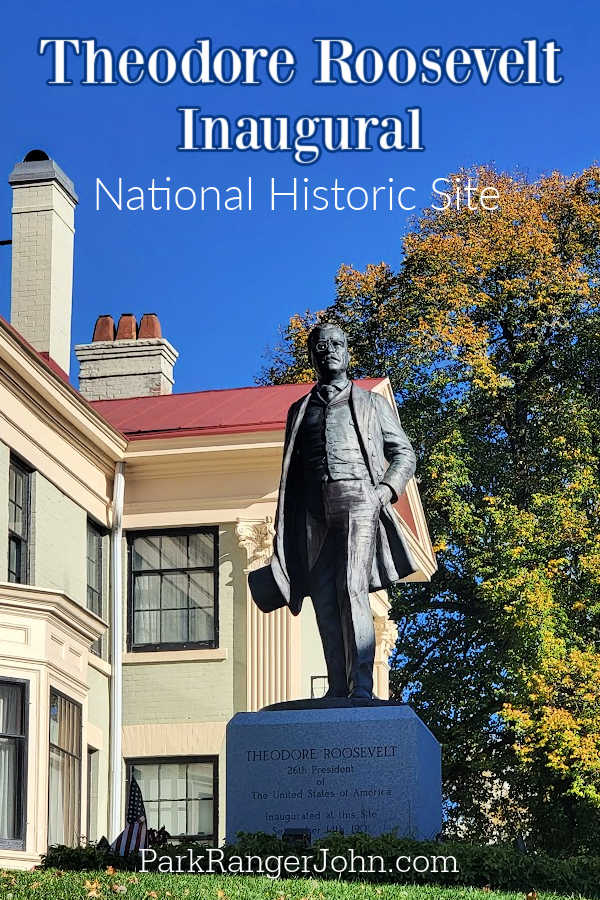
left=226, top=704, right=441, bottom=842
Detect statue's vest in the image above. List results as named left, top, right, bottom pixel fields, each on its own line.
left=299, top=389, right=370, bottom=516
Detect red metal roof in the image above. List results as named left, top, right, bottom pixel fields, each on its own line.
left=91, top=379, right=386, bottom=440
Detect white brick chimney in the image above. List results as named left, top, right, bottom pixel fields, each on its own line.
left=75, top=313, right=178, bottom=400
left=9, top=149, right=78, bottom=374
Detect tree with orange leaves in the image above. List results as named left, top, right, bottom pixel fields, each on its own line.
left=260, top=166, right=600, bottom=852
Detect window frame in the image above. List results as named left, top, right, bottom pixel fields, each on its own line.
left=126, top=526, right=219, bottom=653
left=0, top=676, right=29, bottom=851
left=47, top=687, right=83, bottom=849
left=125, top=755, right=218, bottom=844
left=7, top=456, right=31, bottom=585
left=86, top=520, right=104, bottom=618
left=86, top=520, right=105, bottom=657
left=310, top=675, right=329, bottom=699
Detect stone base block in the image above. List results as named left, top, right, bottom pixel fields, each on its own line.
left=226, top=704, right=441, bottom=842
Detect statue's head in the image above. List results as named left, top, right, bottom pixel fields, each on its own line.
left=307, top=323, right=349, bottom=381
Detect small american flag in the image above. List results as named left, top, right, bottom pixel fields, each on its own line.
left=110, top=774, right=147, bottom=856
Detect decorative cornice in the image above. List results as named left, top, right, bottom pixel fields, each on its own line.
left=0, top=582, right=107, bottom=644
left=88, top=654, right=112, bottom=677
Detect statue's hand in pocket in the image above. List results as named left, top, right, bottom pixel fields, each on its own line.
left=375, top=483, right=393, bottom=506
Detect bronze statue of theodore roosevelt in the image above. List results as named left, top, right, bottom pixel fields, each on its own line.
left=249, top=324, right=417, bottom=700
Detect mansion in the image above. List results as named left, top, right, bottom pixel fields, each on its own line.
left=0, top=150, right=435, bottom=868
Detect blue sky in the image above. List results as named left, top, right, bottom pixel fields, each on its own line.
left=0, top=0, right=597, bottom=391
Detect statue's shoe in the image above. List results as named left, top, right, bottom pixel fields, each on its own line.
left=348, top=689, right=373, bottom=700
left=323, top=687, right=347, bottom=699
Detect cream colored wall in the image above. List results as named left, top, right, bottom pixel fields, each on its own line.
left=29, top=474, right=113, bottom=841
left=123, top=657, right=233, bottom=725
left=121, top=525, right=241, bottom=844
left=0, top=328, right=122, bottom=866
left=30, top=472, right=87, bottom=599
left=87, top=664, right=111, bottom=841
left=18, top=468, right=112, bottom=840
left=0, top=465, right=113, bottom=857
left=0, top=585, right=106, bottom=869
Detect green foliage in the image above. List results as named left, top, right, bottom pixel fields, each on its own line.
left=41, top=842, right=138, bottom=871
left=259, top=166, right=600, bottom=852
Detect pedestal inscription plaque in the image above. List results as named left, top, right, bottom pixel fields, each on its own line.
left=226, top=705, right=441, bottom=842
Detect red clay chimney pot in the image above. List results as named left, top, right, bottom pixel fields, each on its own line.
left=92, top=315, right=116, bottom=342
left=138, top=313, right=162, bottom=339
left=116, top=313, right=137, bottom=340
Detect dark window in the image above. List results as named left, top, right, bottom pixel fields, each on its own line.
left=87, top=748, right=99, bottom=843
left=126, top=757, right=217, bottom=843
left=8, top=458, right=30, bottom=584
left=128, top=528, right=218, bottom=651
left=48, top=690, right=82, bottom=848
left=0, top=679, right=28, bottom=850
left=86, top=522, right=104, bottom=657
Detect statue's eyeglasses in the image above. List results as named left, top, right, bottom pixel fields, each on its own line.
left=315, top=338, right=345, bottom=352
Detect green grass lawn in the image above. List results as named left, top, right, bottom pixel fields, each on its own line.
left=0, top=871, right=594, bottom=900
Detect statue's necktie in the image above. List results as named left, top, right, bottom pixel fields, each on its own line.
left=320, top=384, right=338, bottom=403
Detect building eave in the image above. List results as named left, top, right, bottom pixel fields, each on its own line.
left=0, top=316, right=127, bottom=462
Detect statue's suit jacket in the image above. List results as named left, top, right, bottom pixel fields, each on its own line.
left=257, top=382, right=418, bottom=616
